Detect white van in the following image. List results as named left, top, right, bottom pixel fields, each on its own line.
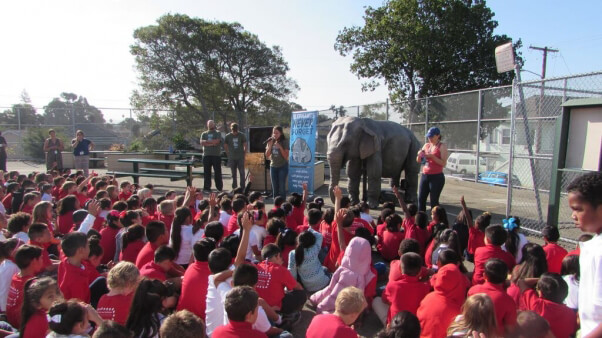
left=446, top=153, right=487, bottom=175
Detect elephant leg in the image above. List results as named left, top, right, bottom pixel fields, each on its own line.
left=366, top=154, right=383, bottom=208
left=347, top=158, right=362, bottom=205
left=403, top=167, right=420, bottom=204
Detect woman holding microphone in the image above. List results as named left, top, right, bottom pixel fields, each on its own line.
left=265, top=126, right=289, bottom=199
left=416, top=127, right=448, bottom=212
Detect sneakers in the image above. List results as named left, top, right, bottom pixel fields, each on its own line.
left=279, top=311, right=301, bottom=332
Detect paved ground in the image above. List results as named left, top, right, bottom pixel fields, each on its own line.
left=8, top=160, right=577, bottom=337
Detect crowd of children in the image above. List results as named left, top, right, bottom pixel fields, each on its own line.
left=0, top=168, right=599, bottom=338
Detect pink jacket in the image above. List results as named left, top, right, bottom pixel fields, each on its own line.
left=310, top=237, right=375, bottom=313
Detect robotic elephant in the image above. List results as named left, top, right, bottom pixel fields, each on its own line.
left=327, top=116, right=421, bottom=208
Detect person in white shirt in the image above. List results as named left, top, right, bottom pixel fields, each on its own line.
left=206, top=211, right=254, bottom=336
left=566, top=172, right=602, bottom=337
left=219, top=199, right=233, bottom=228
left=0, top=239, right=20, bottom=312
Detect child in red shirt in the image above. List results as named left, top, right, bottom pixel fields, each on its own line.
left=405, top=211, right=429, bottom=256
left=118, top=181, right=132, bottom=201
left=374, top=253, right=430, bottom=325
left=226, top=199, right=246, bottom=236
left=119, top=224, right=145, bottom=263
left=28, top=223, right=58, bottom=272
left=417, top=263, right=467, bottom=338
left=157, top=199, right=175, bottom=233
left=518, top=273, right=577, bottom=338
left=135, top=220, right=168, bottom=269
left=139, top=245, right=176, bottom=282
left=275, top=229, right=297, bottom=267
left=96, top=261, right=139, bottom=325
left=468, top=258, right=517, bottom=336
left=57, top=232, right=93, bottom=303
left=99, top=210, right=123, bottom=264
left=19, top=193, right=38, bottom=215
left=255, top=244, right=305, bottom=312
left=473, top=225, right=516, bottom=285
left=177, top=238, right=215, bottom=320
left=306, top=286, right=367, bottom=338
left=461, top=196, right=491, bottom=262
left=289, top=184, right=307, bottom=227
left=56, top=195, right=78, bottom=235
left=541, top=226, right=568, bottom=274
left=264, top=218, right=284, bottom=247
left=5, top=245, right=44, bottom=328
left=377, top=214, right=405, bottom=261
left=212, top=286, right=268, bottom=338
left=20, top=277, right=62, bottom=338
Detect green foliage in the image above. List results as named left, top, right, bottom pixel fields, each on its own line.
left=0, top=91, right=43, bottom=126
left=43, top=92, right=106, bottom=124
left=171, top=133, right=193, bottom=150
left=329, top=105, right=347, bottom=119
left=335, top=0, right=523, bottom=101
left=23, top=127, right=70, bottom=160
left=359, top=103, right=387, bottom=120
left=128, top=140, right=144, bottom=152
left=130, top=14, right=298, bottom=130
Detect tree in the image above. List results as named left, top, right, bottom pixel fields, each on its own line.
left=359, top=103, right=387, bottom=120
left=130, top=14, right=298, bottom=129
left=0, top=90, right=43, bottom=127
left=23, top=127, right=70, bottom=160
left=335, top=0, right=523, bottom=102
left=329, top=105, right=347, bottom=119
left=43, top=93, right=106, bottom=125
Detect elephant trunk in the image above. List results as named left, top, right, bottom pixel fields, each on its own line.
left=327, top=151, right=343, bottom=203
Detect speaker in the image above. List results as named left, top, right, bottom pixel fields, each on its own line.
left=248, top=127, right=274, bottom=153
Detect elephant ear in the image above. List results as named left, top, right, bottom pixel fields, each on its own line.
left=359, top=124, right=381, bottom=159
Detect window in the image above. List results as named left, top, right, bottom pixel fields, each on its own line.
left=459, top=159, right=470, bottom=165
left=502, top=129, right=511, bottom=145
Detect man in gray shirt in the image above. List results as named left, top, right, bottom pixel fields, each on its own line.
left=224, top=123, right=247, bottom=189
left=200, top=120, right=224, bottom=191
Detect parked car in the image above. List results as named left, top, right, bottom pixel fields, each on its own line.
left=446, top=153, right=487, bottom=175
left=478, top=171, right=521, bottom=186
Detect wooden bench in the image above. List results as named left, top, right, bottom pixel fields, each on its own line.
left=107, top=171, right=188, bottom=183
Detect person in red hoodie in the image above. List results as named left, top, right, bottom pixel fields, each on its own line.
left=472, top=225, right=516, bottom=285
left=212, top=286, right=268, bottom=338
left=57, top=232, right=93, bottom=303
left=541, top=226, right=568, bottom=274
left=118, top=181, right=133, bottom=201
left=96, top=261, right=139, bottom=325
left=518, top=273, right=577, bottom=338
left=177, top=238, right=215, bottom=320
left=28, top=223, right=58, bottom=272
left=56, top=195, right=79, bottom=235
left=468, top=258, right=517, bottom=336
left=226, top=198, right=246, bottom=236
left=416, top=262, right=467, bottom=338
left=405, top=212, right=430, bottom=257
left=135, top=220, right=168, bottom=269
left=119, top=225, right=146, bottom=263
left=373, top=252, right=431, bottom=325
left=5, top=245, right=44, bottom=328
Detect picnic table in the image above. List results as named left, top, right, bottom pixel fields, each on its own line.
left=111, top=158, right=200, bottom=186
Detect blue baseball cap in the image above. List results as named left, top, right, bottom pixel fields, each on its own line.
left=426, top=127, right=440, bottom=138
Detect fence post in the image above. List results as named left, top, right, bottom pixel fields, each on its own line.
left=424, top=98, right=429, bottom=140
left=475, top=90, right=483, bottom=182
left=17, top=107, right=22, bottom=158
left=506, top=80, right=517, bottom=217
left=385, top=98, right=389, bottom=121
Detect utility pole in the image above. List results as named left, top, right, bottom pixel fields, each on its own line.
left=529, top=46, right=559, bottom=153
left=529, top=46, right=559, bottom=79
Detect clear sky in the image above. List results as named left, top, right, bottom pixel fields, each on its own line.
left=0, top=0, right=600, bottom=122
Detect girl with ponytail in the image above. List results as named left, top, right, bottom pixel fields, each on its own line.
left=169, top=206, right=194, bottom=267
left=99, top=210, right=123, bottom=264
left=125, top=279, right=169, bottom=338
left=288, top=229, right=330, bottom=292
left=377, top=213, right=405, bottom=261
left=502, top=216, right=529, bottom=263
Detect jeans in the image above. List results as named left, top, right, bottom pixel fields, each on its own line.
left=418, top=172, right=445, bottom=212
left=203, top=155, right=223, bottom=191
left=228, top=158, right=245, bottom=189
left=270, top=165, right=288, bottom=199
left=73, top=155, right=89, bottom=176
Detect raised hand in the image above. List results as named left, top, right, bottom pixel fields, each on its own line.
left=241, top=211, right=254, bottom=232
left=86, top=200, right=100, bottom=217
left=209, top=193, right=218, bottom=207
left=333, top=185, right=342, bottom=199
left=335, top=208, right=347, bottom=227
left=302, top=182, right=308, bottom=192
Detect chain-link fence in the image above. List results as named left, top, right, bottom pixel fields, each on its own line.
left=313, top=71, right=602, bottom=243
left=2, top=72, right=601, bottom=242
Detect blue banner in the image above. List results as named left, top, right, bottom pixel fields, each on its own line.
left=288, top=111, right=318, bottom=194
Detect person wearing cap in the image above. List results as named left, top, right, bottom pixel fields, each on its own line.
left=416, top=127, right=448, bottom=212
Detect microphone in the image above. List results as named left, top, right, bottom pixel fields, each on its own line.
left=263, top=137, right=274, bottom=144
